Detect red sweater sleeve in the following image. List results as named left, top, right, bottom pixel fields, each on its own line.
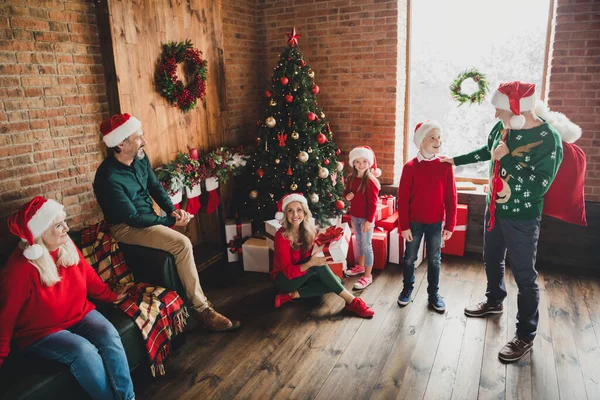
left=0, top=258, right=32, bottom=368
left=444, top=165, right=458, bottom=232
left=365, top=178, right=379, bottom=223
left=397, top=162, right=414, bottom=231
left=273, top=230, right=305, bottom=280
left=77, top=249, right=118, bottom=303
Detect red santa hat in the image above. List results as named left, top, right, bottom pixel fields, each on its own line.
left=414, top=120, right=442, bottom=148
left=7, top=196, right=64, bottom=260
left=100, top=113, right=142, bottom=148
left=275, top=193, right=308, bottom=222
left=491, top=81, right=536, bottom=129
left=348, top=146, right=382, bottom=177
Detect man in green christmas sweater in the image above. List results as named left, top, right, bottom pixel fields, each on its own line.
left=443, top=81, right=563, bottom=362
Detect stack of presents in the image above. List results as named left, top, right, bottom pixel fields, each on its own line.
left=225, top=196, right=470, bottom=279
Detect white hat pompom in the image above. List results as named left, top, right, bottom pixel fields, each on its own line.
left=23, top=243, right=44, bottom=260
left=510, top=114, right=526, bottom=130
left=275, top=211, right=284, bottom=221
left=373, top=167, right=382, bottom=178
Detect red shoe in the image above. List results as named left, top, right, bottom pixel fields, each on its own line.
left=345, top=297, right=375, bottom=318
left=275, top=292, right=295, bottom=308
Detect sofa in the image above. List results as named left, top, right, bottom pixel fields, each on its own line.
left=0, top=234, right=188, bottom=400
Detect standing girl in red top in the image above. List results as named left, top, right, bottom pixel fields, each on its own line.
left=343, top=146, right=381, bottom=290
left=396, top=121, right=457, bottom=312
left=271, top=193, right=374, bottom=318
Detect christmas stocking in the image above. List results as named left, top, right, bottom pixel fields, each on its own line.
left=185, top=184, right=202, bottom=215
left=204, top=177, right=220, bottom=214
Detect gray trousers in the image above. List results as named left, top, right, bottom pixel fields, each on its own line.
left=484, top=208, right=541, bottom=341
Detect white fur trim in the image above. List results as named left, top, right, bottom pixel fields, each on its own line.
left=23, top=243, right=43, bottom=260
left=205, top=177, right=219, bottom=191
left=510, top=115, right=526, bottom=130
left=169, top=190, right=182, bottom=205
left=534, top=101, right=582, bottom=143
left=275, top=211, right=284, bottom=221
left=103, top=116, right=142, bottom=148
left=414, top=121, right=442, bottom=148
left=185, top=184, right=202, bottom=198
left=281, top=193, right=307, bottom=211
left=27, top=199, right=64, bottom=239
left=349, top=147, right=374, bottom=166
left=491, top=90, right=536, bottom=114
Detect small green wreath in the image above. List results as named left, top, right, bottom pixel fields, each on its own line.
left=156, top=40, right=208, bottom=113
left=449, top=68, right=489, bottom=106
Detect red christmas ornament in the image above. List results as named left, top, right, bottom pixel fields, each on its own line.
left=307, top=112, right=316, bottom=121
left=286, top=27, right=301, bottom=48
left=265, top=90, right=273, bottom=98
left=286, top=166, right=293, bottom=176
left=328, top=193, right=333, bottom=198
left=316, top=132, right=327, bottom=145
left=256, top=121, right=261, bottom=126
left=256, top=137, right=261, bottom=145
left=257, top=168, right=264, bottom=178
left=277, top=133, right=288, bottom=147
left=323, top=158, right=330, bottom=165
left=285, top=94, right=293, bottom=103
left=335, top=148, right=341, bottom=155
left=335, top=199, right=345, bottom=210
left=312, top=84, right=320, bottom=95
left=280, top=77, right=289, bottom=85
left=300, top=60, right=306, bottom=67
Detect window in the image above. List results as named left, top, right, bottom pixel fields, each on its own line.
left=406, top=0, right=553, bottom=179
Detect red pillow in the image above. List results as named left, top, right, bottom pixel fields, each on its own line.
left=543, top=142, right=587, bottom=226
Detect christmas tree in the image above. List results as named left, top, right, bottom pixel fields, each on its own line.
left=239, top=28, right=347, bottom=227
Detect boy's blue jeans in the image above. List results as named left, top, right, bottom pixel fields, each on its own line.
left=403, top=221, right=443, bottom=295
left=351, top=216, right=374, bottom=267
left=25, top=309, right=135, bottom=400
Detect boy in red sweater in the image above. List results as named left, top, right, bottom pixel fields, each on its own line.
left=397, top=121, right=457, bottom=312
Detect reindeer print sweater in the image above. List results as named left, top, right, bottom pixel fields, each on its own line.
left=454, top=121, right=563, bottom=220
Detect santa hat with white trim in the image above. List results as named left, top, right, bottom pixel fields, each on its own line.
left=491, top=81, right=536, bottom=129
left=7, top=196, right=64, bottom=260
left=275, top=193, right=308, bottom=222
left=348, top=146, right=382, bottom=177
left=414, top=120, right=442, bottom=149
left=100, top=113, right=142, bottom=148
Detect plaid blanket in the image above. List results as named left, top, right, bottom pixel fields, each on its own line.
left=80, top=221, right=188, bottom=376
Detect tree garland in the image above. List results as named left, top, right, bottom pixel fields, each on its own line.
left=156, top=40, right=208, bottom=113
left=449, top=68, right=489, bottom=106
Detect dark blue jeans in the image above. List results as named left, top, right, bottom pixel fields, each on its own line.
left=484, top=208, right=541, bottom=341
left=25, top=309, right=134, bottom=400
left=403, top=221, right=443, bottom=295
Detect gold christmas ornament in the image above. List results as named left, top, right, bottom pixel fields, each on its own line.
left=318, top=167, right=329, bottom=179
left=307, top=147, right=313, bottom=153
left=298, top=151, right=309, bottom=163
left=306, top=182, right=312, bottom=187
left=320, top=112, right=325, bottom=118
left=275, top=158, right=281, bottom=164
left=249, top=190, right=258, bottom=200
left=291, top=131, right=299, bottom=140
left=309, top=193, right=319, bottom=203
left=290, top=183, right=298, bottom=191
left=269, top=99, right=277, bottom=106
left=336, top=161, right=344, bottom=172
left=308, top=69, right=315, bottom=78
left=265, top=116, right=276, bottom=128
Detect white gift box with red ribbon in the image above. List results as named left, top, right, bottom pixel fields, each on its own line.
left=225, top=218, right=252, bottom=262
left=311, top=223, right=351, bottom=262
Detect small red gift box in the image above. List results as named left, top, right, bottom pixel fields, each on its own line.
left=379, top=195, right=395, bottom=213
left=375, top=211, right=398, bottom=232
left=372, top=228, right=388, bottom=270
left=375, top=204, right=390, bottom=222
left=328, top=261, right=347, bottom=279
left=441, top=204, right=468, bottom=256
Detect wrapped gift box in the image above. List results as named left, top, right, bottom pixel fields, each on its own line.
left=328, top=260, right=347, bottom=280
left=388, top=227, right=425, bottom=268
left=242, top=238, right=270, bottom=273
left=346, top=233, right=359, bottom=266
left=379, top=195, right=396, bottom=213
left=265, top=237, right=274, bottom=251
left=265, top=219, right=281, bottom=237
left=375, top=204, right=390, bottom=222
left=442, top=204, right=468, bottom=256
left=312, top=223, right=351, bottom=262
left=342, top=214, right=352, bottom=227
left=225, top=218, right=252, bottom=262
left=375, top=211, right=398, bottom=232
left=372, top=228, right=389, bottom=270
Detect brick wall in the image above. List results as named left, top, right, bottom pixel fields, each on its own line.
left=260, top=0, right=406, bottom=185
left=547, top=0, right=600, bottom=202
left=221, top=0, right=266, bottom=145
left=0, top=0, right=107, bottom=252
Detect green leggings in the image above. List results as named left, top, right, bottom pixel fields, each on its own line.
left=274, top=265, right=345, bottom=298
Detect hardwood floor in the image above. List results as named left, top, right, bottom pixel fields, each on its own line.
left=135, top=257, right=600, bottom=400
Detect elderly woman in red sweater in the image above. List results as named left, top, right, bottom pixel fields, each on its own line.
left=270, top=193, right=374, bottom=318
left=0, top=196, right=134, bottom=400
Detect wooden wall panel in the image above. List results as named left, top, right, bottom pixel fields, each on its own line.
left=99, top=0, right=230, bottom=245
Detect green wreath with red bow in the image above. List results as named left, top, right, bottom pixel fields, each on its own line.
left=449, top=68, right=489, bottom=106
left=157, top=40, right=208, bottom=113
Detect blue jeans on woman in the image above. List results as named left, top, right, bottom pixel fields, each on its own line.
left=403, top=221, right=443, bottom=295
left=351, top=216, right=374, bottom=266
left=25, top=309, right=135, bottom=400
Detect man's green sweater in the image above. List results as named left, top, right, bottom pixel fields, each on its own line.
left=454, top=121, right=563, bottom=220
left=93, top=152, right=177, bottom=227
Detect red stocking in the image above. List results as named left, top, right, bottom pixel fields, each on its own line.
left=204, top=177, right=221, bottom=214
left=185, top=184, right=202, bottom=215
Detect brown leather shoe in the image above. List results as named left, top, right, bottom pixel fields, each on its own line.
left=498, top=336, right=533, bottom=362
left=464, top=301, right=504, bottom=317
left=193, top=307, right=241, bottom=332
